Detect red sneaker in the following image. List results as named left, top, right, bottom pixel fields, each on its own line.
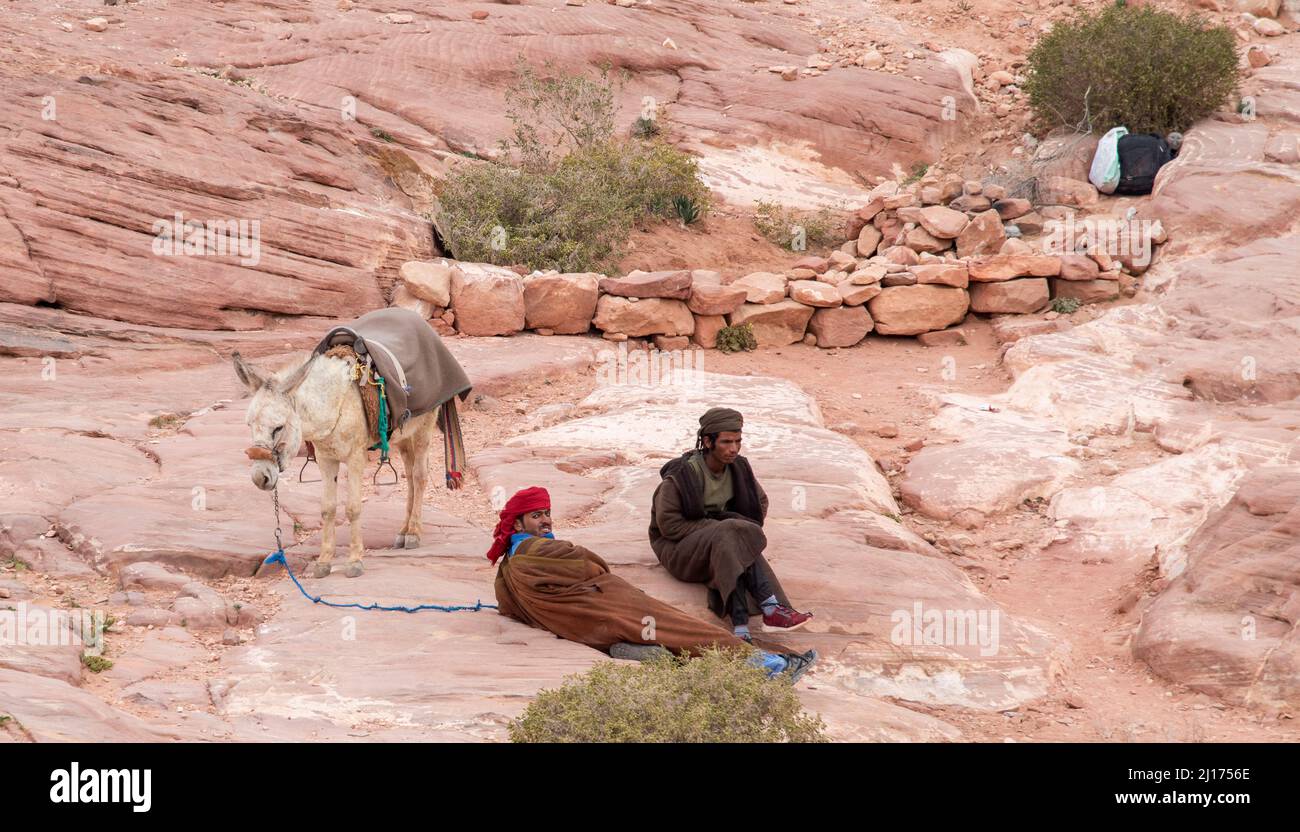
left=763, top=605, right=813, bottom=631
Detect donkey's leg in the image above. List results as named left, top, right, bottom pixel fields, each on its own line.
left=343, top=449, right=367, bottom=578
left=314, top=456, right=341, bottom=578
left=394, top=437, right=416, bottom=549
left=403, top=421, right=433, bottom=549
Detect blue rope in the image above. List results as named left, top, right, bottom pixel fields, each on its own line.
left=261, top=550, right=497, bottom=613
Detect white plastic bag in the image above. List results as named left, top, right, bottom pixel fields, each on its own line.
left=1089, top=126, right=1128, bottom=194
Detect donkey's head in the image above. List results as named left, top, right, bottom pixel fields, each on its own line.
left=232, top=351, right=315, bottom=491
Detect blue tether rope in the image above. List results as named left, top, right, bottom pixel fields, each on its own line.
left=261, top=550, right=497, bottom=613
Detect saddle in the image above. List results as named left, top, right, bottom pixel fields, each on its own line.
left=312, top=308, right=474, bottom=487
left=322, top=344, right=385, bottom=447
left=315, top=307, right=472, bottom=430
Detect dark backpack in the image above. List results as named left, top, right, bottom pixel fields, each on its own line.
left=1114, top=133, right=1174, bottom=195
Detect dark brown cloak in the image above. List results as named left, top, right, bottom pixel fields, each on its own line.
left=648, top=452, right=791, bottom=619
left=494, top=535, right=748, bottom=656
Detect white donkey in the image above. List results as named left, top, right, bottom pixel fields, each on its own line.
left=233, top=309, right=471, bottom=578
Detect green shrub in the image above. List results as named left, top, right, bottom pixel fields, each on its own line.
left=753, top=201, right=840, bottom=251
left=504, top=62, right=619, bottom=173
left=622, top=139, right=711, bottom=220
left=716, top=323, right=758, bottom=353
left=438, top=63, right=710, bottom=273
left=81, top=654, right=113, bottom=673
left=902, top=162, right=929, bottom=186
left=1051, top=296, right=1082, bottom=314
left=631, top=115, right=661, bottom=139
left=1024, top=5, right=1238, bottom=135
left=509, top=648, right=827, bottom=743
left=674, top=196, right=701, bottom=226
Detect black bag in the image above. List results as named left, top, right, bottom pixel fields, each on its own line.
left=1114, top=133, right=1174, bottom=195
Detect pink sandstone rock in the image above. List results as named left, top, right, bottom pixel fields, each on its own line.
left=917, top=206, right=969, bottom=239
left=1134, top=466, right=1300, bottom=713
left=867, top=285, right=969, bottom=335
left=969, top=278, right=1049, bottom=314
left=522, top=272, right=599, bottom=334
left=967, top=254, right=1062, bottom=282
left=1051, top=278, right=1118, bottom=305
left=691, top=314, right=727, bottom=348
left=788, top=280, right=842, bottom=308
left=728, top=300, right=815, bottom=346
left=790, top=255, right=831, bottom=274
left=856, top=225, right=884, bottom=257
left=838, top=281, right=882, bottom=306
left=808, top=305, right=872, bottom=347
left=593, top=296, right=694, bottom=337
left=732, top=272, right=788, bottom=304
left=1057, top=253, right=1101, bottom=282
left=904, top=225, right=952, bottom=254
left=400, top=261, right=453, bottom=307
left=956, top=209, right=1006, bottom=259
left=598, top=270, right=693, bottom=300
left=451, top=264, right=526, bottom=336
left=687, top=283, right=748, bottom=316
left=911, top=263, right=969, bottom=288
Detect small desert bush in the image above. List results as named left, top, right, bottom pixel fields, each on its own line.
left=631, top=115, right=661, bottom=139
left=81, top=654, right=113, bottom=673
left=674, top=195, right=701, bottom=226
left=509, top=648, right=827, bottom=743
left=438, top=63, right=710, bottom=273
left=1024, top=5, right=1238, bottom=135
left=716, top=323, right=758, bottom=353
left=1051, top=296, right=1082, bottom=314
left=753, top=201, right=840, bottom=251
left=902, top=162, right=929, bottom=186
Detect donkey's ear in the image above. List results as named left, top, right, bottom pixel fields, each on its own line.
left=232, top=352, right=267, bottom=393
left=277, top=355, right=317, bottom=396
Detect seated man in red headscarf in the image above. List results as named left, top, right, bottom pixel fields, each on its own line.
left=488, top=486, right=815, bottom=680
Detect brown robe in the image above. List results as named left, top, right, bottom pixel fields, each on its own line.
left=494, top=535, right=748, bottom=656
left=648, top=452, right=791, bottom=620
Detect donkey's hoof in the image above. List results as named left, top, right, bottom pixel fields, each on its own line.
left=344, top=562, right=364, bottom=578
left=392, top=533, right=408, bottom=549
left=403, top=534, right=421, bottom=549
left=311, top=562, right=332, bottom=579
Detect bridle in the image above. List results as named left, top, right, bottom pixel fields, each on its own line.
left=245, top=442, right=288, bottom=473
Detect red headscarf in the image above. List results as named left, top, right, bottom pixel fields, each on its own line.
left=486, top=486, right=551, bottom=564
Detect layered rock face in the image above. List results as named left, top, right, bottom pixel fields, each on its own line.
left=1134, top=466, right=1300, bottom=713
left=896, top=45, right=1300, bottom=712
left=0, top=53, right=435, bottom=329
left=0, top=0, right=977, bottom=332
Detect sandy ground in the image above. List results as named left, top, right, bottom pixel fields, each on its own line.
left=422, top=313, right=1300, bottom=742
left=694, top=323, right=1299, bottom=742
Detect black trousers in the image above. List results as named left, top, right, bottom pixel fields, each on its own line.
left=726, top=562, right=777, bottom=625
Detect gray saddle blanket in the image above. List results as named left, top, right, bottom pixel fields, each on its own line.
left=314, top=308, right=472, bottom=430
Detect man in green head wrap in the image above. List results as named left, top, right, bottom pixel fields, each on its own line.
left=648, top=406, right=813, bottom=641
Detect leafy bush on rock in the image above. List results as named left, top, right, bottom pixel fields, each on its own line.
left=1024, top=5, right=1238, bottom=135
left=439, top=63, right=710, bottom=274
left=509, top=648, right=827, bottom=743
